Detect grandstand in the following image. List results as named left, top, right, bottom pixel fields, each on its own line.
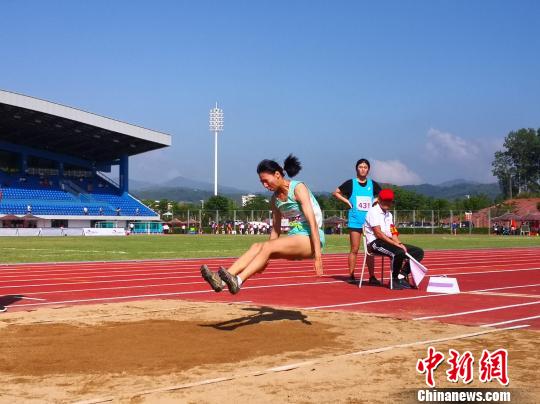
left=0, top=89, right=171, bottom=234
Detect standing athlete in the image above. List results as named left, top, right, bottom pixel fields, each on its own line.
left=201, top=154, right=324, bottom=294
left=333, top=158, right=381, bottom=285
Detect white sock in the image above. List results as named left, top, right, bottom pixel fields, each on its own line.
left=237, top=276, right=243, bottom=287
left=221, top=280, right=226, bottom=286
left=398, top=274, right=405, bottom=279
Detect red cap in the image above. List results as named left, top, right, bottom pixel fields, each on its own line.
left=378, top=189, right=394, bottom=201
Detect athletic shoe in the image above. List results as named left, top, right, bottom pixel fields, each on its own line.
left=347, top=275, right=357, bottom=284
left=0, top=305, right=6, bottom=313
left=398, top=278, right=413, bottom=289
left=390, top=279, right=403, bottom=290
left=200, top=265, right=223, bottom=292
left=368, top=276, right=381, bottom=286
left=218, top=267, right=240, bottom=294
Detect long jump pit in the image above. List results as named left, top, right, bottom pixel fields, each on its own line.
left=1, top=299, right=538, bottom=403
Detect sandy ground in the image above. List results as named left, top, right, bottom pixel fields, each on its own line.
left=1, top=299, right=538, bottom=403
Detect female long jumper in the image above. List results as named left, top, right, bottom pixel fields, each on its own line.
left=201, top=155, right=325, bottom=294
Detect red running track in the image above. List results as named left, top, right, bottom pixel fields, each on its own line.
left=1, top=247, right=539, bottom=330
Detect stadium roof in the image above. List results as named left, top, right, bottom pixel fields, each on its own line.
left=0, top=89, right=172, bottom=162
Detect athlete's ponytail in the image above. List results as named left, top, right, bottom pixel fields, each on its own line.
left=256, top=154, right=302, bottom=178
left=283, top=154, right=301, bottom=178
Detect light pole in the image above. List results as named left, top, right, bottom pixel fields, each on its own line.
left=209, top=103, right=224, bottom=196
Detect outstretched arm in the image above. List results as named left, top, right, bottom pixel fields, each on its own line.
left=295, top=183, right=323, bottom=275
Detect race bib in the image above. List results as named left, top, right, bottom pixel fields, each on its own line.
left=355, top=196, right=372, bottom=211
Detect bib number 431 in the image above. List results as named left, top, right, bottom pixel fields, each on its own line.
left=356, top=196, right=372, bottom=211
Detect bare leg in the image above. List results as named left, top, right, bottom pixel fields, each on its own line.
left=348, top=231, right=361, bottom=278
left=237, top=236, right=314, bottom=282
left=366, top=254, right=376, bottom=277
left=227, top=242, right=263, bottom=276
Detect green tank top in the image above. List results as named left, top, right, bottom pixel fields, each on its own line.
left=274, top=180, right=323, bottom=232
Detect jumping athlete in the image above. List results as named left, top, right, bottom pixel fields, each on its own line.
left=333, top=158, right=381, bottom=284
left=200, top=154, right=325, bottom=294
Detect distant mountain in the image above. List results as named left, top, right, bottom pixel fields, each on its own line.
left=403, top=181, right=501, bottom=200
left=159, top=176, right=248, bottom=194
left=132, top=186, right=242, bottom=203
left=437, top=178, right=480, bottom=187
left=129, top=176, right=249, bottom=203
left=129, top=178, right=153, bottom=190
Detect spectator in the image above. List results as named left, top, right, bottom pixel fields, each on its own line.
left=333, top=158, right=381, bottom=284
left=135, top=208, right=140, bottom=216
left=129, top=222, right=135, bottom=234
left=364, top=189, right=424, bottom=290
left=116, top=207, right=121, bottom=216
left=99, top=207, right=104, bottom=216
left=27, top=204, right=32, bottom=213
left=162, top=223, right=170, bottom=234
left=451, top=221, right=458, bottom=236
left=83, top=207, right=89, bottom=215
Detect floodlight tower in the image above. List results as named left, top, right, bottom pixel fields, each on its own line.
left=209, top=103, right=224, bottom=196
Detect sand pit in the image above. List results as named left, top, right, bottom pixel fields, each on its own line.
left=0, top=300, right=538, bottom=403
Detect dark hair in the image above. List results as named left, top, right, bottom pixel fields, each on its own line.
left=257, top=154, right=302, bottom=178
left=355, top=158, right=371, bottom=170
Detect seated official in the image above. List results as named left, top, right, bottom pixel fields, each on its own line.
left=364, top=189, right=424, bottom=290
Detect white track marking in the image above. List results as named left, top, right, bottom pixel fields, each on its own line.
left=11, top=280, right=343, bottom=308
left=413, top=301, right=540, bottom=320
left=480, top=315, right=540, bottom=327
left=304, top=281, right=540, bottom=310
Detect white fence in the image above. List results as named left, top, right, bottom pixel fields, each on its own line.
left=0, top=228, right=126, bottom=237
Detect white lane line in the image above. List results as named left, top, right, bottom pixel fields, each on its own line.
left=304, top=281, right=540, bottom=310
left=0, top=250, right=537, bottom=274
left=0, top=255, right=536, bottom=277
left=469, top=292, right=540, bottom=299
left=73, top=325, right=528, bottom=404
left=480, top=315, right=540, bottom=327
left=2, top=247, right=537, bottom=267
left=467, top=283, right=540, bottom=293
left=413, top=301, right=540, bottom=321
left=3, top=266, right=539, bottom=292
left=10, top=273, right=540, bottom=300
left=10, top=280, right=343, bottom=308
left=17, top=296, right=47, bottom=301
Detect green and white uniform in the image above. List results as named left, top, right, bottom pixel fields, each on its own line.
left=274, top=180, right=326, bottom=248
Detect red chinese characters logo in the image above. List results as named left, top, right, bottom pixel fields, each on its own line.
left=479, top=349, right=509, bottom=386
left=446, top=349, right=474, bottom=384
left=417, top=348, right=509, bottom=387
left=416, top=346, right=445, bottom=388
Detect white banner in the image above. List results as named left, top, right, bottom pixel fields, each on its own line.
left=83, top=228, right=126, bottom=237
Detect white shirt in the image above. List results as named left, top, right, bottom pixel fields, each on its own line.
left=364, top=204, right=394, bottom=244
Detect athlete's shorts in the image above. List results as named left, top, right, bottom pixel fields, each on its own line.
left=288, top=226, right=326, bottom=249
left=348, top=227, right=363, bottom=233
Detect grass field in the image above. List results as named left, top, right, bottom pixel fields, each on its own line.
left=0, top=234, right=538, bottom=263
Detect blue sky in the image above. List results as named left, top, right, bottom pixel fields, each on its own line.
left=1, top=1, right=539, bottom=192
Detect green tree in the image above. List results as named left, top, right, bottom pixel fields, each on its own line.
left=492, top=128, right=540, bottom=198
left=314, top=194, right=346, bottom=211
left=392, top=187, right=429, bottom=210
left=205, top=195, right=235, bottom=211
left=243, top=195, right=270, bottom=210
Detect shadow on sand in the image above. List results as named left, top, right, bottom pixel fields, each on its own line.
left=200, top=306, right=312, bottom=331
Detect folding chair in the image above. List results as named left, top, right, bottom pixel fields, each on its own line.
left=358, top=225, right=392, bottom=289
